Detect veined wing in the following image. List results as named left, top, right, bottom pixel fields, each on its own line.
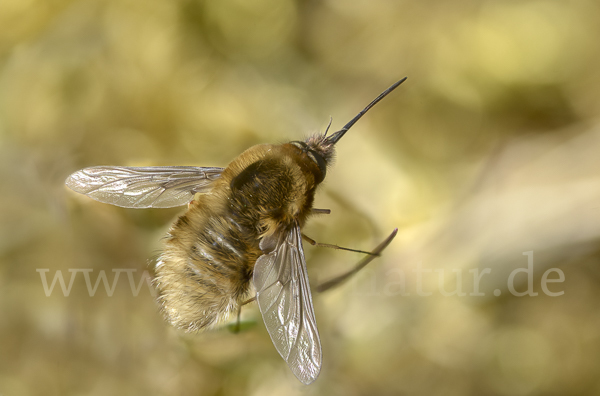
left=253, top=224, right=322, bottom=385
left=65, top=166, right=223, bottom=208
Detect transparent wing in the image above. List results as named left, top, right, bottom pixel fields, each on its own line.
left=65, top=166, right=223, bottom=208
left=253, top=224, right=322, bottom=385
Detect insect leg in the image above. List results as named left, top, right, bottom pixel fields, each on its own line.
left=232, top=296, right=256, bottom=333
left=316, top=228, right=398, bottom=293
left=302, top=233, right=379, bottom=256
left=311, top=208, right=331, bottom=215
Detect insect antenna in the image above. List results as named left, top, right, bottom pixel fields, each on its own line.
left=322, top=116, right=334, bottom=140
left=325, top=77, right=408, bottom=145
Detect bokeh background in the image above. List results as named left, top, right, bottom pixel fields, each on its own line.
left=2, top=0, right=600, bottom=395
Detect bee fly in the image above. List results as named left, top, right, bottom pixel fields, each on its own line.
left=66, top=77, right=407, bottom=384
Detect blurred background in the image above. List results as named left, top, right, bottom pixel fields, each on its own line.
left=2, top=0, right=600, bottom=394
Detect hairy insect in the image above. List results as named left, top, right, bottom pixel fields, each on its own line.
left=66, top=78, right=406, bottom=384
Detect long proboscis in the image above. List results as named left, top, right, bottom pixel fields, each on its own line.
left=325, top=77, right=408, bottom=145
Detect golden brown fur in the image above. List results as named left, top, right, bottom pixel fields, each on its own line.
left=153, top=78, right=408, bottom=333
left=155, top=142, right=325, bottom=331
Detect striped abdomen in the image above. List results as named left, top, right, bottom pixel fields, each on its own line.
left=154, top=143, right=320, bottom=331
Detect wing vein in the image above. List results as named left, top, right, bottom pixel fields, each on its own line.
left=65, top=166, right=224, bottom=208
left=253, top=222, right=322, bottom=385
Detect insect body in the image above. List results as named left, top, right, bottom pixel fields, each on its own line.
left=66, top=77, right=407, bottom=384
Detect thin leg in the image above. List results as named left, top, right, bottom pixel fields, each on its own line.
left=311, top=208, right=331, bottom=215
left=302, top=233, right=379, bottom=256
left=233, top=296, right=256, bottom=333
left=316, top=228, right=398, bottom=293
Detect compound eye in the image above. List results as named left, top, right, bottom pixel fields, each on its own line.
left=290, top=141, right=308, bottom=151
left=307, top=150, right=327, bottom=183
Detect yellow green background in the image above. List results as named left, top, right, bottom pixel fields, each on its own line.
left=2, top=0, right=600, bottom=394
